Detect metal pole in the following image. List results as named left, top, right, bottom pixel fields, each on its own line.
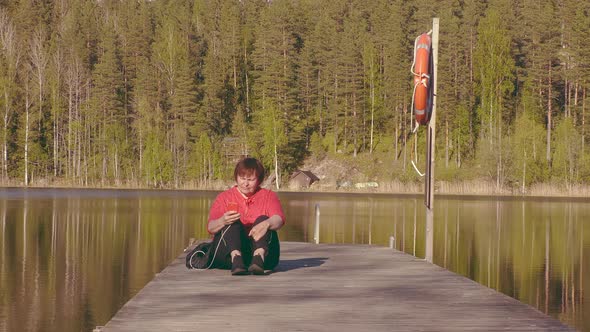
left=314, top=203, right=320, bottom=244
left=425, top=18, right=439, bottom=263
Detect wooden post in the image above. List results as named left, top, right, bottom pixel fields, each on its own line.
left=314, top=203, right=320, bottom=244
left=389, top=236, right=395, bottom=249
left=425, top=18, right=439, bottom=263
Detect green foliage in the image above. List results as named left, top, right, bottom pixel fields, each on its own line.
left=507, top=102, right=547, bottom=190
left=474, top=6, right=514, bottom=139
left=251, top=102, right=288, bottom=185
left=142, top=131, right=173, bottom=187
left=551, top=117, right=581, bottom=185
left=0, top=0, right=587, bottom=189
left=189, top=132, right=214, bottom=184
left=578, top=151, right=590, bottom=182
left=309, top=132, right=326, bottom=161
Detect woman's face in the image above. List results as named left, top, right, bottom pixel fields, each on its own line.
left=236, top=171, right=259, bottom=197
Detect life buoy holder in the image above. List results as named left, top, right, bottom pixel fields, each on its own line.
left=411, top=33, right=433, bottom=129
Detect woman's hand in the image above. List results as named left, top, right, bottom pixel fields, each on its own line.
left=207, top=211, right=241, bottom=234
left=222, top=211, right=241, bottom=225
left=249, top=220, right=270, bottom=241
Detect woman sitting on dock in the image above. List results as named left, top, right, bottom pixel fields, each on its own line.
left=207, top=157, right=285, bottom=275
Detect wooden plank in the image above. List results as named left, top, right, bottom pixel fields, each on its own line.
left=100, top=242, right=573, bottom=331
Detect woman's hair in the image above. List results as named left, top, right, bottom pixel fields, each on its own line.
left=234, top=157, right=265, bottom=184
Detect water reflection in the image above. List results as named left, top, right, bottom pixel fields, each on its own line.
left=0, top=189, right=215, bottom=332
left=0, top=189, right=588, bottom=331
left=281, top=193, right=589, bottom=331
left=428, top=198, right=587, bottom=330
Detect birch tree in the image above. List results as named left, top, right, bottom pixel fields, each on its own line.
left=474, top=6, right=514, bottom=188
left=0, top=10, right=19, bottom=181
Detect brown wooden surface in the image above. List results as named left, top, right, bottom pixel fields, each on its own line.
left=101, top=242, right=573, bottom=331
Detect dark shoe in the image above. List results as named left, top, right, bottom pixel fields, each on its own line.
left=231, top=255, right=248, bottom=275
left=248, top=254, right=265, bottom=275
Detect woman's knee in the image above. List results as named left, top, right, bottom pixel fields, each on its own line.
left=252, top=215, right=269, bottom=225
left=220, top=221, right=245, bottom=236
left=214, top=222, right=245, bottom=249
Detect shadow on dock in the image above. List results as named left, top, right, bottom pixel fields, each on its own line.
left=275, top=257, right=328, bottom=272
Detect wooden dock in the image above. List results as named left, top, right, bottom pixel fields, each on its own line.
left=100, top=242, right=573, bottom=331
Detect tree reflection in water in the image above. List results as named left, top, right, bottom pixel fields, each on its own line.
left=0, top=190, right=588, bottom=331
left=285, top=193, right=588, bottom=331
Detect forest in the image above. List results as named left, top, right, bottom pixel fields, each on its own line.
left=0, top=0, right=589, bottom=192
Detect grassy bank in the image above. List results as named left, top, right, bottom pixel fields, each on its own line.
left=4, top=178, right=590, bottom=199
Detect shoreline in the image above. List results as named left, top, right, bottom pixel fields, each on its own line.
left=2, top=183, right=590, bottom=201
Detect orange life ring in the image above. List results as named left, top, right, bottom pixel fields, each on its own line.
left=412, top=33, right=433, bottom=126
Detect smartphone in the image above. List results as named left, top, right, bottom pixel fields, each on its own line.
left=226, top=201, right=238, bottom=212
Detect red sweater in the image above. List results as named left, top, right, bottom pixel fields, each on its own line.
left=207, top=186, right=285, bottom=233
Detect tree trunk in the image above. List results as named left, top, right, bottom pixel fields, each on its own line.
left=402, top=103, right=407, bottom=172
left=333, top=73, right=338, bottom=153
left=574, top=81, right=578, bottom=107
left=102, top=108, right=107, bottom=186
left=53, top=98, right=58, bottom=177
left=51, top=78, right=60, bottom=178
left=282, top=27, right=288, bottom=114
left=563, top=70, right=571, bottom=118
left=582, top=87, right=586, bottom=151
left=457, top=136, right=461, bottom=168
left=67, top=84, right=73, bottom=179
left=394, top=119, right=398, bottom=161
left=445, top=118, right=449, bottom=168
left=25, top=84, right=30, bottom=186
left=353, top=90, right=357, bottom=157
left=138, top=129, right=143, bottom=180
left=370, top=56, right=375, bottom=154
left=274, top=141, right=280, bottom=190
left=318, top=71, right=322, bottom=135
left=114, top=146, right=119, bottom=185
left=3, top=91, right=9, bottom=180
left=521, top=149, right=526, bottom=195
left=244, top=39, right=250, bottom=117
left=37, top=68, right=42, bottom=134
left=546, top=63, right=552, bottom=163
left=497, top=94, right=502, bottom=191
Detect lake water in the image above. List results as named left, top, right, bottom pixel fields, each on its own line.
left=0, top=188, right=588, bottom=331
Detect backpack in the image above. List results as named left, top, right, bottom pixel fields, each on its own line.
left=185, top=241, right=213, bottom=269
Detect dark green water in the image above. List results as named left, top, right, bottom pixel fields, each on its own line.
left=0, top=189, right=588, bottom=331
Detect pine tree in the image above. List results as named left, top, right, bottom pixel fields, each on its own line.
left=58, top=0, right=98, bottom=183
left=152, top=1, right=197, bottom=187
left=437, top=0, right=468, bottom=168
left=306, top=1, right=342, bottom=154
left=518, top=0, right=561, bottom=164
left=251, top=0, right=303, bottom=173
left=305, top=5, right=329, bottom=138
left=338, top=2, right=365, bottom=156
left=91, top=14, right=125, bottom=185
left=569, top=2, right=590, bottom=151
left=134, top=57, right=170, bottom=187
left=197, top=0, right=241, bottom=136
left=118, top=1, right=155, bottom=184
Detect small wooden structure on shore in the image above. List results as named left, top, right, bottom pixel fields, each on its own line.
left=98, top=242, right=572, bottom=331
left=289, top=170, right=320, bottom=189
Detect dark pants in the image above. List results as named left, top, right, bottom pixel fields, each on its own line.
left=210, top=215, right=280, bottom=270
